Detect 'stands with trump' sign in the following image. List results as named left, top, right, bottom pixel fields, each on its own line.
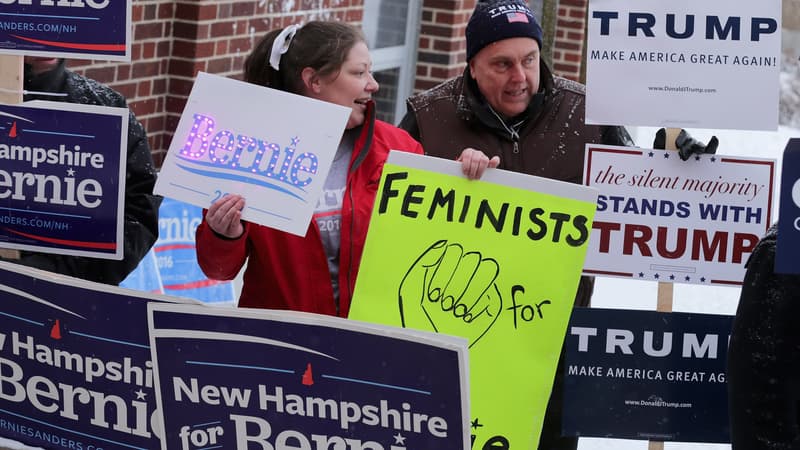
left=582, top=144, right=775, bottom=286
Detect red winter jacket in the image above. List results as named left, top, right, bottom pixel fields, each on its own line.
left=196, top=104, right=424, bottom=317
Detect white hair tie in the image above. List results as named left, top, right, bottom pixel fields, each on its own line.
left=269, top=23, right=302, bottom=71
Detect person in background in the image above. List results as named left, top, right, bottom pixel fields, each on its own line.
left=195, top=21, right=497, bottom=318
left=0, top=57, right=161, bottom=285
left=398, top=0, right=716, bottom=448
left=727, top=224, right=800, bottom=449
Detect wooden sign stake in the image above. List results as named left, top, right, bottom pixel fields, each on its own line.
left=0, top=55, right=22, bottom=103
left=0, top=54, right=23, bottom=260
left=648, top=127, right=681, bottom=450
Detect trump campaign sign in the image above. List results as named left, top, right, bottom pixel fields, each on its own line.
left=148, top=303, right=470, bottom=450
left=586, top=0, right=782, bottom=130
left=563, top=307, right=732, bottom=443
left=0, top=102, right=127, bottom=260
left=583, top=144, right=775, bottom=286
left=155, top=72, right=350, bottom=236
left=0, top=0, right=131, bottom=61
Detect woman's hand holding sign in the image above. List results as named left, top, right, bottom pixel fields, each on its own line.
left=398, top=240, right=503, bottom=348
left=206, top=194, right=245, bottom=239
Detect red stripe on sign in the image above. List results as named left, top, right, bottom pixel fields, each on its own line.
left=163, top=279, right=224, bottom=290
left=583, top=269, right=634, bottom=277
left=155, top=244, right=196, bottom=252
left=5, top=228, right=116, bottom=250
left=11, top=35, right=125, bottom=52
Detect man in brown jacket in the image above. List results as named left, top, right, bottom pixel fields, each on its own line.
left=400, top=1, right=718, bottom=448
left=398, top=1, right=631, bottom=448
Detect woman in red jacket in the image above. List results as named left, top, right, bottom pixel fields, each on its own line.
left=196, top=21, right=497, bottom=317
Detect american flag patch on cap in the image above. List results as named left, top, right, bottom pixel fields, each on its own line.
left=506, top=11, right=529, bottom=23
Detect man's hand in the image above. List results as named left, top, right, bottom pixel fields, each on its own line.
left=206, top=194, right=245, bottom=238
left=398, top=240, right=503, bottom=348
left=457, top=147, right=500, bottom=180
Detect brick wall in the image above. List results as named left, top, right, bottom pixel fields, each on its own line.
left=552, top=0, right=587, bottom=82
left=414, top=0, right=475, bottom=91
left=64, top=0, right=588, bottom=165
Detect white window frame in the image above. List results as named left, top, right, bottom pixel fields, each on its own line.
left=363, top=0, right=422, bottom=124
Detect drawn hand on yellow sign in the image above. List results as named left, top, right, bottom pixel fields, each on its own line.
left=398, top=240, right=503, bottom=348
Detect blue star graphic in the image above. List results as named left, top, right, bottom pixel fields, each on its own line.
left=648, top=152, right=654, bottom=157
left=639, top=272, right=645, bottom=277
left=654, top=273, right=660, bottom=279
left=291, top=136, right=300, bottom=146
left=669, top=274, right=675, bottom=280
left=664, top=153, right=670, bottom=158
